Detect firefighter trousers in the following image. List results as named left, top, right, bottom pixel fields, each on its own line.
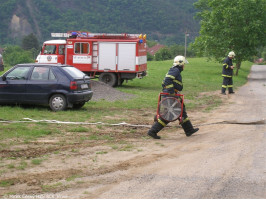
left=222, top=77, right=233, bottom=93
left=154, top=103, right=189, bottom=130
left=148, top=101, right=199, bottom=138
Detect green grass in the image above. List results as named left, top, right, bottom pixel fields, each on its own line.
left=66, top=174, right=81, bottom=182
left=0, top=123, right=52, bottom=140
left=31, top=159, right=43, bottom=165
left=74, top=58, right=252, bottom=112
left=0, top=180, right=14, bottom=187
left=15, top=161, right=28, bottom=170
left=96, top=151, right=108, bottom=154
left=0, top=58, right=253, bottom=141
left=41, top=182, right=63, bottom=192
left=68, top=126, right=89, bottom=132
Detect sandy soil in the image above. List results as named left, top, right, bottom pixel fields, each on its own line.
left=0, top=65, right=265, bottom=199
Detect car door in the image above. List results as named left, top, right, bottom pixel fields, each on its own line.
left=25, top=66, right=58, bottom=103
left=0, top=66, right=31, bottom=103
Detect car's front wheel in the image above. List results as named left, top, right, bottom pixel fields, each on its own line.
left=49, top=94, right=67, bottom=111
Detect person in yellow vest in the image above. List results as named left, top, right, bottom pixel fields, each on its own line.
left=221, top=51, right=235, bottom=95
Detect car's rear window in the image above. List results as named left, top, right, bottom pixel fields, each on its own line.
left=62, top=67, right=85, bottom=79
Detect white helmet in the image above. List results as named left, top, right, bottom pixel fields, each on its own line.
left=173, top=55, right=186, bottom=66
left=228, top=51, right=235, bottom=57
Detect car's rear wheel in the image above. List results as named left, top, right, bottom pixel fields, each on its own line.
left=73, top=102, right=86, bottom=109
left=49, top=94, right=67, bottom=111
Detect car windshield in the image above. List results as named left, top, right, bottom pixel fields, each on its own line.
left=62, top=67, right=86, bottom=79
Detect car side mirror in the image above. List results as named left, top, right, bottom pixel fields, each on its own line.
left=2, top=75, right=6, bottom=81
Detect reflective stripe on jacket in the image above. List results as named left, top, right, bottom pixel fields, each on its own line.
left=162, top=66, right=183, bottom=94
left=222, top=57, right=233, bottom=77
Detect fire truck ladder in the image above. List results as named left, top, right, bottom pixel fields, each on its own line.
left=51, top=32, right=144, bottom=40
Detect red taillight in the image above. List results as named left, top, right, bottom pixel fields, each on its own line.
left=70, top=81, right=77, bottom=90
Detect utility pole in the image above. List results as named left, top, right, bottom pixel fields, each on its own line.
left=184, top=31, right=189, bottom=58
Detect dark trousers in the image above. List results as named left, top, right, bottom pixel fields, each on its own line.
left=222, top=77, right=233, bottom=93
left=160, top=90, right=189, bottom=125
left=149, top=96, right=198, bottom=137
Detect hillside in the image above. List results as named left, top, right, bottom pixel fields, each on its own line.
left=0, top=0, right=199, bottom=45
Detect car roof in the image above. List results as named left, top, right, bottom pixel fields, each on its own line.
left=16, top=63, right=71, bottom=67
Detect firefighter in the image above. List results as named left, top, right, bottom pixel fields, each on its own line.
left=147, top=55, right=199, bottom=139
left=221, top=51, right=235, bottom=95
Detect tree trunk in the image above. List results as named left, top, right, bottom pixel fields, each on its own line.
left=235, top=61, right=241, bottom=76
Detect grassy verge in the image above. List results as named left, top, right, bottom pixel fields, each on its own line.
left=92, top=57, right=252, bottom=110
left=0, top=58, right=253, bottom=142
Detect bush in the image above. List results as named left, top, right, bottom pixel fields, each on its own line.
left=147, top=52, right=154, bottom=61
left=3, top=46, right=34, bottom=66
left=153, top=44, right=196, bottom=61
left=262, top=51, right=266, bottom=61
left=155, top=47, right=172, bottom=61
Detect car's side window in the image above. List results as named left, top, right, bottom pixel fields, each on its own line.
left=6, top=67, right=31, bottom=80
left=49, top=70, right=56, bottom=80
left=31, top=67, right=57, bottom=81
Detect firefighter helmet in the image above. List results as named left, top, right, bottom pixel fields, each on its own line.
left=228, top=51, right=235, bottom=57
left=173, top=55, right=186, bottom=66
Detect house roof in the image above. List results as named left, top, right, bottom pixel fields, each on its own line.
left=147, top=44, right=165, bottom=56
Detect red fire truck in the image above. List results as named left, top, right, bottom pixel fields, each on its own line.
left=36, top=31, right=147, bottom=87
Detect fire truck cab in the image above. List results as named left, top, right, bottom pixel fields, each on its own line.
left=36, top=31, right=147, bottom=87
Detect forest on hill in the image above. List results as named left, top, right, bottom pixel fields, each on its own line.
left=0, top=0, right=199, bottom=45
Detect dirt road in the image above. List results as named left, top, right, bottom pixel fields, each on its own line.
left=88, top=65, right=266, bottom=199
left=1, top=65, right=265, bottom=198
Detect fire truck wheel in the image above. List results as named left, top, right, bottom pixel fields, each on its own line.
left=49, top=94, right=67, bottom=111
left=99, top=73, right=117, bottom=87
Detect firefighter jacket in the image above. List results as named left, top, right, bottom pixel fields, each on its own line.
left=222, top=57, right=233, bottom=77
left=162, top=65, right=183, bottom=94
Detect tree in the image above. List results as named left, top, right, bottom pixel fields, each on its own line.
left=169, top=44, right=185, bottom=58
left=193, top=0, right=266, bottom=75
left=22, top=33, right=40, bottom=51
left=21, top=34, right=40, bottom=59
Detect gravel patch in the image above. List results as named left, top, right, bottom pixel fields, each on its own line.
left=90, top=80, right=135, bottom=102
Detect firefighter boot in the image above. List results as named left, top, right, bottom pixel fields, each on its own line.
left=228, top=88, right=235, bottom=94
left=147, top=122, right=164, bottom=139
left=221, top=87, right=226, bottom=95
left=181, top=120, right=199, bottom=137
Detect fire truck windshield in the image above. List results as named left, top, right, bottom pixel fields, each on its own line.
left=43, top=45, right=57, bottom=54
